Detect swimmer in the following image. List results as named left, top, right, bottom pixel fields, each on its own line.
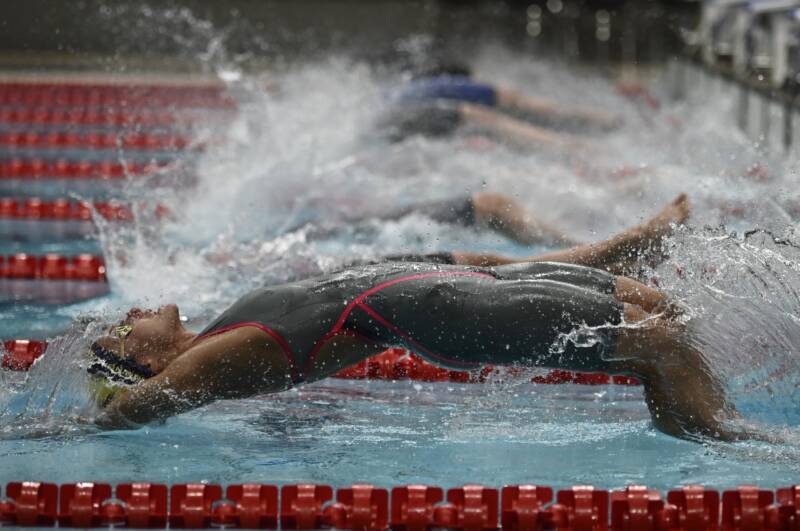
left=210, top=194, right=688, bottom=276
left=89, top=253, right=738, bottom=442
left=381, top=64, right=618, bottom=149
left=398, top=66, right=620, bottom=131
left=380, top=193, right=690, bottom=276
left=381, top=101, right=583, bottom=152
left=307, top=191, right=579, bottom=247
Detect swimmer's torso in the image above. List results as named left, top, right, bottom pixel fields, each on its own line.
left=198, top=262, right=623, bottom=382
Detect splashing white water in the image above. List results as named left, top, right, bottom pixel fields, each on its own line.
left=8, top=8, right=800, bottom=445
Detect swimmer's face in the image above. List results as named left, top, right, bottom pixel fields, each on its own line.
left=95, top=304, right=186, bottom=375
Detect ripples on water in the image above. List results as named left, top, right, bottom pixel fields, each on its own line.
left=3, top=7, right=800, bottom=482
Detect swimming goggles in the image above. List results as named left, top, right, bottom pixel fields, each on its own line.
left=113, top=324, right=134, bottom=359
left=86, top=324, right=155, bottom=385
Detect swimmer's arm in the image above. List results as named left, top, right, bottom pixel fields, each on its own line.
left=97, top=328, right=291, bottom=428
left=492, top=86, right=620, bottom=130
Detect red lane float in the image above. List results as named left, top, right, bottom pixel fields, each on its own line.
left=0, top=107, right=190, bottom=127
left=2, top=482, right=58, bottom=527
left=501, top=486, right=553, bottom=530
left=0, top=197, right=136, bottom=222
left=0, top=131, right=197, bottom=151
left=226, top=484, right=280, bottom=528
left=1, top=340, right=46, bottom=370
left=281, top=484, right=334, bottom=529
left=1, top=254, right=106, bottom=281
left=0, top=158, right=176, bottom=180
left=0, top=254, right=109, bottom=305
left=667, top=486, right=720, bottom=531
left=0, top=197, right=171, bottom=224
left=58, top=483, right=113, bottom=528
left=0, top=82, right=235, bottom=108
left=1, top=482, right=799, bottom=529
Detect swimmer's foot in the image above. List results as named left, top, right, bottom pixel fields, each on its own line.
left=605, top=193, right=690, bottom=274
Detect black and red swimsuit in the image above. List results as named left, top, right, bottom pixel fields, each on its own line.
left=196, top=261, right=623, bottom=383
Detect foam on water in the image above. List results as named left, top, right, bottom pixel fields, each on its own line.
left=4, top=8, right=800, bottom=484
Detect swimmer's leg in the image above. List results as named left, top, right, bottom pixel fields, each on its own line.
left=453, top=193, right=690, bottom=275
left=493, top=86, right=621, bottom=131
left=615, top=305, right=738, bottom=441
left=460, top=103, right=584, bottom=153
left=471, top=192, right=579, bottom=246
left=485, top=260, right=669, bottom=314
left=526, top=193, right=690, bottom=274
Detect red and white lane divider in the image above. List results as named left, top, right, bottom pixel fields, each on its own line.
left=0, top=159, right=175, bottom=180
left=0, top=82, right=236, bottom=108
left=0, top=254, right=108, bottom=305
left=0, top=131, right=198, bottom=151
left=0, top=107, right=202, bottom=127
left=0, top=340, right=640, bottom=386
left=0, top=198, right=171, bottom=240
left=1, top=198, right=137, bottom=222
left=0, top=482, right=792, bottom=530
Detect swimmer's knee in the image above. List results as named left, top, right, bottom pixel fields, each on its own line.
left=472, top=192, right=520, bottom=223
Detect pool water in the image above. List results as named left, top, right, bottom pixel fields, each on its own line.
left=3, top=10, right=800, bottom=490
left=1, top=378, right=798, bottom=490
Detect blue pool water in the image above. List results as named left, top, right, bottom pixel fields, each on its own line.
left=1, top=378, right=798, bottom=490
left=3, top=19, right=800, bottom=489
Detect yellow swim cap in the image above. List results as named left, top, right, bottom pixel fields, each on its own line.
left=87, top=375, right=125, bottom=408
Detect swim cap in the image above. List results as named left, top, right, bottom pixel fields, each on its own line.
left=86, top=342, right=155, bottom=407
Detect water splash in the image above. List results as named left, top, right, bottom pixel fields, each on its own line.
left=653, top=227, right=800, bottom=428
left=0, top=318, right=110, bottom=438
left=6, top=6, right=800, bottom=452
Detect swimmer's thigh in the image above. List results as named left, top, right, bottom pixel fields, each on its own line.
left=394, top=278, right=623, bottom=371
left=473, top=279, right=623, bottom=371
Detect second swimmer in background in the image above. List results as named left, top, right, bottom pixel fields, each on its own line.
left=216, top=193, right=689, bottom=279
left=380, top=62, right=619, bottom=150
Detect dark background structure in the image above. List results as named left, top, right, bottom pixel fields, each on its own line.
left=0, top=0, right=697, bottom=71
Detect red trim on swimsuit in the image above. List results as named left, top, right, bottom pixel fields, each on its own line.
left=194, top=321, right=300, bottom=383
left=301, top=271, right=492, bottom=376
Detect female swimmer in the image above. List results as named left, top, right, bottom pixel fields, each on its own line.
left=379, top=194, right=689, bottom=276
left=395, top=68, right=619, bottom=131
left=382, top=65, right=618, bottom=148
left=88, top=197, right=737, bottom=441
left=302, top=191, right=580, bottom=247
